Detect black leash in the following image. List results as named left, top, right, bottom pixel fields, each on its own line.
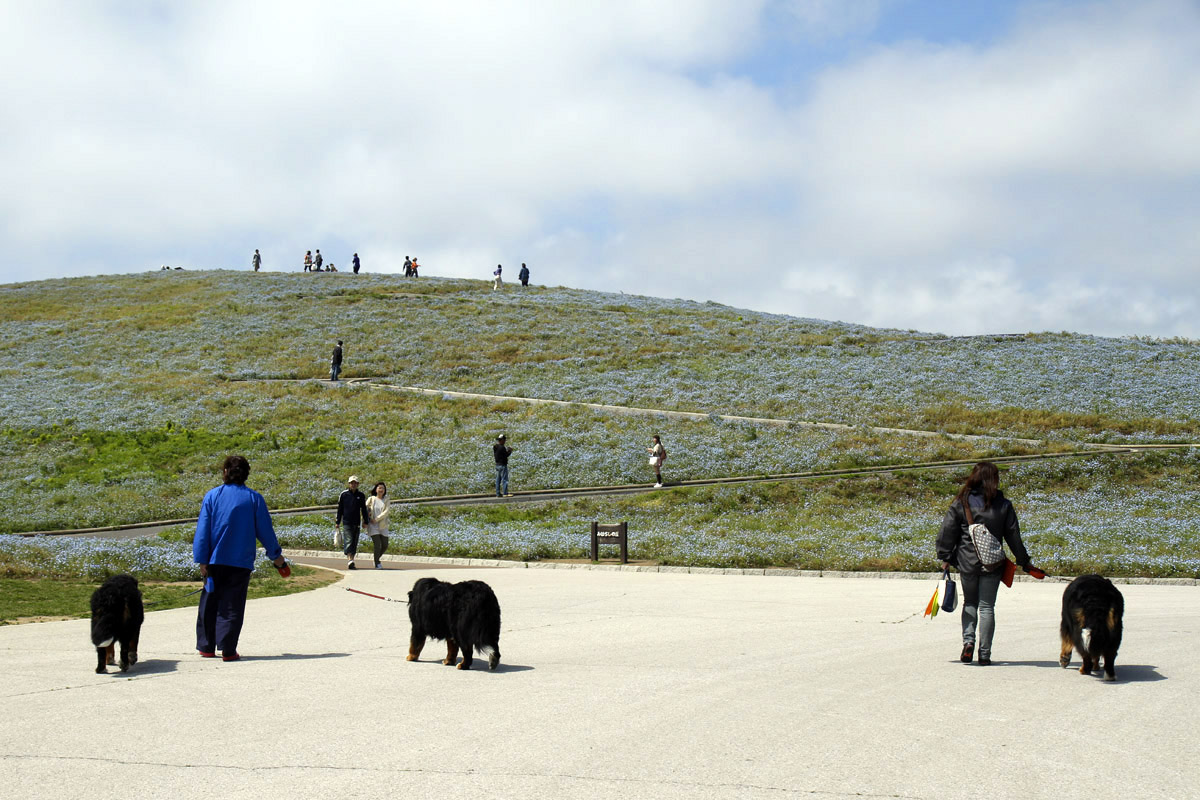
left=143, top=587, right=204, bottom=607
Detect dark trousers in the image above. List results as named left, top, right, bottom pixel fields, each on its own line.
left=343, top=525, right=361, bottom=558
left=371, top=533, right=389, bottom=565
left=196, top=564, right=253, bottom=654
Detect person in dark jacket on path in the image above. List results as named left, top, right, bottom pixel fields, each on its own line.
left=330, top=340, right=343, bottom=382
left=518, top=263, right=529, bottom=286
left=336, top=475, right=369, bottom=569
left=936, top=461, right=1042, bottom=666
left=192, top=455, right=287, bottom=661
left=493, top=434, right=513, bottom=497
left=352, top=253, right=360, bottom=274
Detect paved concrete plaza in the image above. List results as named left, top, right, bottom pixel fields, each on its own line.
left=2, top=563, right=1197, bottom=799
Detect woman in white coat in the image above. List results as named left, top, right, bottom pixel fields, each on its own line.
left=366, top=482, right=391, bottom=569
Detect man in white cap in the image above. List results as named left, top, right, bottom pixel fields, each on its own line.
left=336, top=475, right=368, bottom=569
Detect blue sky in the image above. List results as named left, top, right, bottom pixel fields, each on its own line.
left=1, top=0, right=1198, bottom=337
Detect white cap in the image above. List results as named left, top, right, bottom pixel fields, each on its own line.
left=348, top=475, right=360, bottom=483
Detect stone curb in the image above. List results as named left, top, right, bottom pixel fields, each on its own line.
left=282, top=550, right=1200, bottom=586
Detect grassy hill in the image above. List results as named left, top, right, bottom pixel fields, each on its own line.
left=1, top=270, right=1198, bottom=575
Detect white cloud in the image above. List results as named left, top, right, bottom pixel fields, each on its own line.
left=1, top=0, right=1199, bottom=337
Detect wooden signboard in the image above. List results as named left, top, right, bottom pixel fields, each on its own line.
left=590, top=521, right=628, bottom=564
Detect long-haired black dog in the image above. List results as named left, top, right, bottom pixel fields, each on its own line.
left=406, top=577, right=501, bottom=670
left=1059, top=574, right=1124, bottom=681
left=90, top=574, right=144, bottom=674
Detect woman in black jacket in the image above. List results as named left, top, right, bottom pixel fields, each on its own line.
left=936, top=461, right=1041, bottom=665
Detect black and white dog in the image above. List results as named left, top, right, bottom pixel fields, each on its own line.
left=1059, top=574, right=1124, bottom=681
left=90, top=575, right=144, bottom=674
left=406, top=577, right=501, bottom=670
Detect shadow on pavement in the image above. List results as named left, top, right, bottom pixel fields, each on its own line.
left=489, top=663, right=533, bottom=673
left=1109, top=664, right=1165, bottom=683
left=122, top=658, right=181, bottom=676
left=1003, top=661, right=1165, bottom=682
left=235, top=652, right=352, bottom=662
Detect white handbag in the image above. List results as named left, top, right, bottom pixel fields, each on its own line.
left=964, top=501, right=1004, bottom=568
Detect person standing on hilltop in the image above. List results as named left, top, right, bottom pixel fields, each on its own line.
left=518, top=263, right=529, bottom=287
left=314, top=249, right=323, bottom=271
left=304, top=251, right=312, bottom=272
left=352, top=253, right=360, bottom=274
left=410, top=256, right=419, bottom=277
left=493, top=264, right=503, bottom=291
left=404, top=256, right=412, bottom=277
left=493, top=434, right=514, bottom=497
left=252, top=250, right=261, bottom=272
left=330, top=340, right=343, bottom=382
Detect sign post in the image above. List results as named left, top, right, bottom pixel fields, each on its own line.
left=590, top=521, right=628, bottom=564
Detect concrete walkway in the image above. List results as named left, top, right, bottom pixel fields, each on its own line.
left=1, top=566, right=1196, bottom=799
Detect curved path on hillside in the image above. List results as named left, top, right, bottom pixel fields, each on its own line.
left=250, top=376, right=1200, bottom=454
left=249, top=376, right=1058, bottom=446
left=19, top=377, right=1194, bottom=537
left=21, top=445, right=1195, bottom=538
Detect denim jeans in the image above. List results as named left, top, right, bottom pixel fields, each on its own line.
left=330, top=363, right=341, bottom=381
left=342, top=525, right=360, bottom=558
left=495, top=464, right=509, bottom=496
left=960, top=571, right=1002, bottom=658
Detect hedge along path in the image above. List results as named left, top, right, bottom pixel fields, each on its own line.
left=22, top=445, right=1197, bottom=538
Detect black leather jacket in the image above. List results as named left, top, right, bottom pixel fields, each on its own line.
left=936, top=490, right=1030, bottom=575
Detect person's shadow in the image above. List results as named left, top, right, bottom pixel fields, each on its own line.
left=234, top=653, right=352, bottom=662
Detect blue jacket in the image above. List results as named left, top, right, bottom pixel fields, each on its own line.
left=193, top=483, right=283, bottom=569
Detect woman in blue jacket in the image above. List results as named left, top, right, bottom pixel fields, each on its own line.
left=193, top=455, right=287, bottom=661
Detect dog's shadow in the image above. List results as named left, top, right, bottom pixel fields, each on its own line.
left=1105, top=664, right=1165, bottom=683
left=996, top=660, right=1165, bottom=682
left=487, top=662, right=533, bottom=673
left=101, top=658, right=181, bottom=676
left=409, top=660, right=534, bottom=673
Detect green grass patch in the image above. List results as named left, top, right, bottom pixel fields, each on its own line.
left=0, top=566, right=340, bottom=625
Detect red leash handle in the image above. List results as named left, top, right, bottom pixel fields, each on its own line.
left=345, top=587, right=408, bottom=604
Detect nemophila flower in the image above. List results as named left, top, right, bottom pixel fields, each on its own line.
left=3, top=272, right=1199, bottom=574
left=0, top=535, right=200, bottom=580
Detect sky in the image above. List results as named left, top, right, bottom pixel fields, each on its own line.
left=2, top=0, right=1199, bottom=337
